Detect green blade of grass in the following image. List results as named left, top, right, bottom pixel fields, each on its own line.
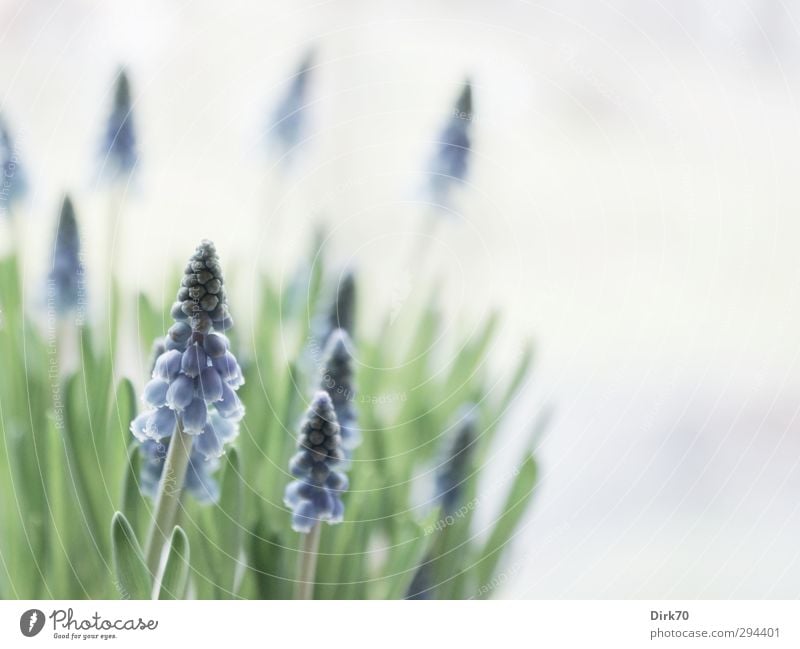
left=475, top=454, right=538, bottom=594
left=111, top=511, right=151, bottom=600
left=157, top=525, right=190, bottom=600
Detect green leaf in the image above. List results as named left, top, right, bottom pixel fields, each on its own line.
left=248, top=517, right=288, bottom=599
left=498, top=341, right=535, bottom=408
left=62, top=372, right=103, bottom=545
left=157, top=526, right=190, bottom=600
left=214, top=449, right=244, bottom=595
left=381, top=515, right=440, bottom=600
left=194, top=449, right=245, bottom=598
left=106, top=378, right=137, bottom=488
left=111, top=511, right=151, bottom=600
left=45, top=414, right=71, bottom=597
left=136, top=291, right=166, bottom=352
left=120, top=443, right=148, bottom=537
left=475, top=455, right=538, bottom=594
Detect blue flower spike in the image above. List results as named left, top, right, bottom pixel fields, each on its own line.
left=48, top=195, right=85, bottom=314
left=101, top=67, right=138, bottom=180
left=284, top=391, right=348, bottom=533
left=321, top=328, right=359, bottom=454
left=269, top=47, right=316, bottom=163
left=427, top=79, right=473, bottom=207
left=131, top=239, right=243, bottom=503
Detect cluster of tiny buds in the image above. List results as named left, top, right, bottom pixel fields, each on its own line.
left=170, top=240, right=232, bottom=333
left=284, top=391, right=348, bottom=533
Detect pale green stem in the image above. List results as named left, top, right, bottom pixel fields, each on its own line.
left=106, top=185, right=123, bottom=284
left=144, top=422, right=192, bottom=578
left=295, top=524, right=322, bottom=600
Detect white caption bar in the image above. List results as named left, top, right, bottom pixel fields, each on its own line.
left=0, top=600, right=796, bottom=648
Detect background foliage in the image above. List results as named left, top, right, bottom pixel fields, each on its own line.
left=0, top=236, right=541, bottom=599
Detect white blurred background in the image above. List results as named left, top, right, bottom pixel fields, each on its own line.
left=2, top=0, right=800, bottom=597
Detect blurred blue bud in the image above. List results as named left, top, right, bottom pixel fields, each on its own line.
left=48, top=196, right=85, bottom=313
left=268, top=47, right=316, bottom=164
left=100, top=67, right=138, bottom=181
left=426, top=79, right=473, bottom=208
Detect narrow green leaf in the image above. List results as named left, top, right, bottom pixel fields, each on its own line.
left=120, top=443, right=148, bottom=537
left=498, top=341, right=535, bottom=408
left=381, top=515, right=440, bottom=600
left=109, top=277, right=121, bottom=360
left=475, top=455, right=538, bottom=594
left=62, top=372, right=102, bottom=545
left=45, top=414, right=71, bottom=597
left=136, top=292, right=163, bottom=351
left=157, top=526, right=190, bottom=600
left=214, top=449, right=244, bottom=595
left=106, top=378, right=137, bottom=486
left=248, top=517, right=288, bottom=599
left=110, top=511, right=151, bottom=600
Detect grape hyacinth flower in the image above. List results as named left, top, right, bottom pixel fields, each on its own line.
left=284, top=391, right=347, bottom=533
left=285, top=391, right=347, bottom=598
left=131, top=240, right=243, bottom=572
left=426, top=79, right=473, bottom=208
left=100, top=68, right=138, bottom=181
left=435, top=405, right=478, bottom=515
left=48, top=196, right=85, bottom=314
left=267, top=47, right=316, bottom=164
left=320, top=329, right=359, bottom=453
left=0, top=115, right=26, bottom=216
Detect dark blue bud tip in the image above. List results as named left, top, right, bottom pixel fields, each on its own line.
left=456, top=78, right=473, bottom=117
left=178, top=239, right=231, bottom=335
left=311, top=390, right=334, bottom=415
left=115, top=68, right=131, bottom=110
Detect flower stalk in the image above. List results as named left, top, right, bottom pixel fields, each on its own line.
left=144, top=422, right=193, bottom=574
left=295, top=523, right=322, bottom=600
